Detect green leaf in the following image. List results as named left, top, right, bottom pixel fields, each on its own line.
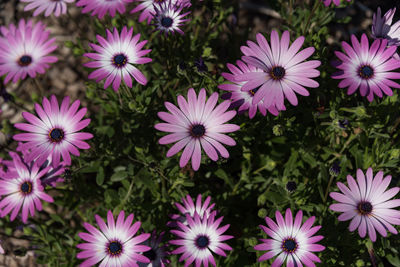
left=110, top=171, right=128, bottom=182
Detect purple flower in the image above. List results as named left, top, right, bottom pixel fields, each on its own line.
left=330, top=168, right=400, bottom=242
left=15, top=142, right=66, bottom=187
left=77, top=210, right=151, bottom=267
left=0, top=152, right=54, bottom=223
left=21, top=0, right=75, bottom=17
left=13, top=95, right=93, bottom=167
left=322, top=0, right=350, bottom=7
left=372, top=7, right=400, bottom=47
left=237, top=31, right=320, bottom=110
left=332, top=34, right=400, bottom=102
left=168, top=194, right=216, bottom=227
left=254, top=208, right=325, bottom=266
left=76, top=0, right=133, bottom=19
left=153, top=1, right=190, bottom=35
left=0, top=19, right=57, bottom=84
left=219, top=60, right=280, bottom=118
left=155, top=88, right=240, bottom=171
left=170, top=211, right=233, bottom=267
left=137, top=230, right=169, bottom=267
left=84, top=26, right=152, bottom=92
left=131, top=0, right=191, bottom=24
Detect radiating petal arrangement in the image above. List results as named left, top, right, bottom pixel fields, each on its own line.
left=84, top=26, right=152, bottom=91
left=0, top=19, right=57, bottom=84
left=13, top=95, right=93, bottom=167
left=153, top=1, right=191, bottom=35
left=254, top=208, right=325, bottom=266
left=170, top=211, right=233, bottom=267
left=219, top=60, right=280, bottom=118
left=0, top=152, right=54, bottom=223
left=330, top=168, right=400, bottom=242
left=77, top=210, right=151, bottom=267
left=1, top=0, right=400, bottom=264
left=237, top=31, right=321, bottom=110
left=155, top=88, right=240, bottom=171
left=332, top=34, right=400, bottom=102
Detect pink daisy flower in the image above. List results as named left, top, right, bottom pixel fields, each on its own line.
left=77, top=210, right=151, bottom=267
left=13, top=95, right=93, bottom=168
left=254, top=208, right=325, bottom=266
left=155, top=88, right=240, bottom=171
left=0, top=19, right=57, bottom=84
left=0, top=152, right=54, bottom=223
left=168, top=194, right=216, bottom=227
left=0, top=243, right=3, bottom=254
left=170, top=211, right=233, bottom=267
left=84, top=26, right=152, bottom=92
left=329, top=168, right=400, bottom=242
left=137, top=230, right=169, bottom=267
left=219, top=60, right=280, bottom=119
left=16, top=143, right=66, bottom=187
left=21, top=0, right=75, bottom=17
left=332, top=34, right=400, bottom=102
left=322, top=0, right=351, bottom=7
left=131, top=0, right=190, bottom=24
left=236, top=31, right=320, bottom=110
left=372, top=7, right=400, bottom=47
left=153, top=1, right=190, bottom=35
left=76, top=0, right=134, bottom=19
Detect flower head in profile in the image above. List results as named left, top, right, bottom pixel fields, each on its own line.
left=168, top=194, right=215, bottom=227
left=77, top=210, right=151, bottom=267
left=76, top=0, right=133, bottom=19
left=131, top=0, right=191, bottom=24
left=219, top=60, right=280, bottom=118
left=155, top=88, right=240, bottom=171
left=254, top=208, right=325, bottom=266
left=330, top=168, right=400, bottom=242
left=0, top=152, right=54, bottom=223
left=153, top=1, right=190, bottom=35
left=322, top=0, right=351, bottom=7
left=13, top=95, right=93, bottom=167
left=237, top=31, right=320, bottom=110
left=332, top=34, right=400, bottom=102
left=21, top=0, right=75, bottom=17
left=372, top=7, right=400, bottom=46
left=0, top=19, right=57, bottom=84
left=170, top=211, right=233, bottom=267
left=137, top=230, right=169, bottom=267
left=84, top=26, right=152, bottom=91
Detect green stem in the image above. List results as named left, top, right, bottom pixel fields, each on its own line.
left=323, top=175, right=334, bottom=203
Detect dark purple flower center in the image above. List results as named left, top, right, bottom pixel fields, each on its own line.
left=143, top=248, right=157, bottom=261
left=357, top=201, right=373, bottom=215
left=18, top=55, right=32, bottom=67
left=154, top=0, right=166, bottom=3
left=270, top=66, right=285, bottom=80
left=20, top=181, right=32, bottom=194
left=113, top=54, right=127, bottom=68
left=282, top=238, right=297, bottom=253
left=49, top=128, right=64, bottom=143
left=161, top=17, right=173, bottom=28
left=359, top=65, right=374, bottom=79
left=107, top=241, right=123, bottom=256
left=249, top=86, right=260, bottom=96
left=190, top=124, right=206, bottom=138
left=195, top=235, right=209, bottom=249
left=285, top=181, right=297, bottom=192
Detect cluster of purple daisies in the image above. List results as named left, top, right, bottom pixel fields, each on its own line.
left=0, top=0, right=400, bottom=266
